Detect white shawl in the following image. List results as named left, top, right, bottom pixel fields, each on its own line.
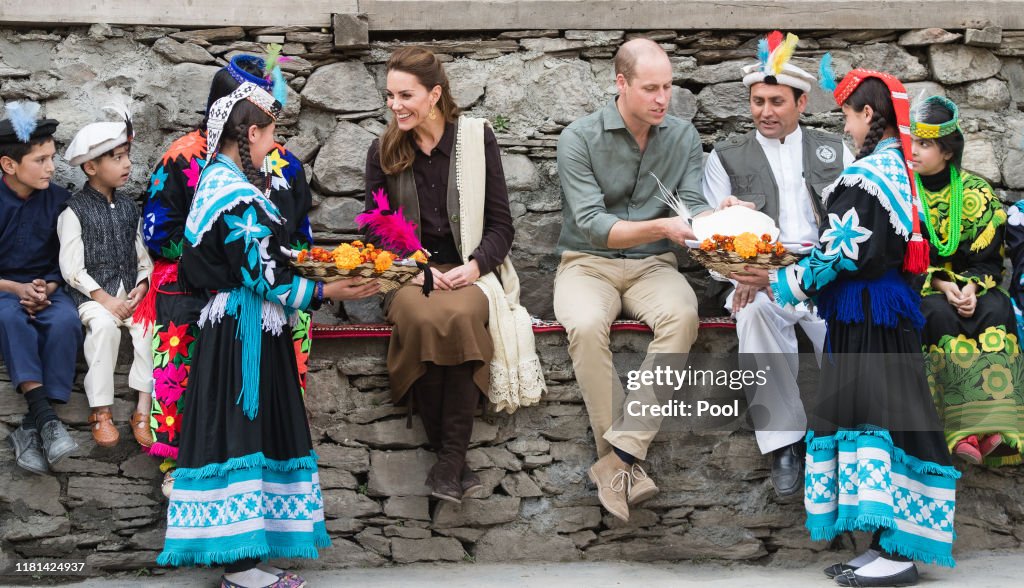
left=455, top=117, right=546, bottom=413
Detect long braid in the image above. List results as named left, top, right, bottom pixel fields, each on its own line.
left=233, top=122, right=266, bottom=188
left=856, top=112, right=888, bottom=160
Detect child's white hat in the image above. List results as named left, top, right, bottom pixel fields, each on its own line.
left=64, top=96, right=134, bottom=166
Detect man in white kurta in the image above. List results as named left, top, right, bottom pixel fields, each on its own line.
left=698, top=40, right=852, bottom=498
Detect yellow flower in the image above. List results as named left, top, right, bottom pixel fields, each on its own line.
left=981, top=364, right=1013, bottom=399
left=947, top=334, right=979, bottom=368
left=733, top=232, right=760, bottom=259
left=1006, top=333, right=1020, bottom=356
left=961, top=191, right=984, bottom=221
left=982, top=275, right=996, bottom=289
left=925, top=344, right=947, bottom=372
left=333, top=243, right=363, bottom=270
left=374, top=250, right=395, bottom=272
left=979, top=326, right=1006, bottom=353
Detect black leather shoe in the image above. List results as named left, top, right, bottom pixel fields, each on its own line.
left=771, top=443, right=804, bottom=498
left=824, top=563, right=857, bottom=579
left=835, top=565, right=919, bottom=587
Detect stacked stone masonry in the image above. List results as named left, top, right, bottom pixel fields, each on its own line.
left=1, top=23, right=1024, bottom=574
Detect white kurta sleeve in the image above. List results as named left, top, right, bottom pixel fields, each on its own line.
left=57, top=208, right=102, bottom=299
left=702, top=149, right=733, bottom=211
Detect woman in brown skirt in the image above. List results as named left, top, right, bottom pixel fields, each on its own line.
left=363, top=47, right=519, bottom=503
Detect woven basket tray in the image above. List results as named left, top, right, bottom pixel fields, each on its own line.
left=688, top=248, right=800, bottom=276
left=290, top=260, right=420, bottom=293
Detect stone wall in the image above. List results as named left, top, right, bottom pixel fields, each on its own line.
left=3, top=327, right=1024, bottom=573
left=2, top=22, right=1024, bottom=575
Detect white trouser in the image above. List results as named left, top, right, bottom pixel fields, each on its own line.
left=729, top=289, right=825, bottom=454
left=78, top=300, right=154, bottom=407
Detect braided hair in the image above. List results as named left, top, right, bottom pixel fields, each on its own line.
left=844, top=78, right=897, bottom=160
left=220, top=99, right=273, bottom=188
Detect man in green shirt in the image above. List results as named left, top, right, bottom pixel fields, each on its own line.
left=554, top=38, right=704, bottom=523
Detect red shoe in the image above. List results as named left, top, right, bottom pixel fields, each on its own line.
left=979, top=434, right=1003, bottom=457
left=954, top=435, right=982, bottom=464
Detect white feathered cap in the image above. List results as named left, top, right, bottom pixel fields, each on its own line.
left=741, top=31, right=816, bottom=93
left=64, top=95, right=134, bottom=166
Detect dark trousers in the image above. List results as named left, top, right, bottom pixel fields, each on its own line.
left=0, top=289, right=82, bottom=402
left=414, top=362, right=480, bottom=474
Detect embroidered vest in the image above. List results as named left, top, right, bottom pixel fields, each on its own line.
left=714, top=128, right=845, bottom=225
left=65, top=187, right=140, bottom=306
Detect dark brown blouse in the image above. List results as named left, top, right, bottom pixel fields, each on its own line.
left=364, top=122, right=514, bottom=276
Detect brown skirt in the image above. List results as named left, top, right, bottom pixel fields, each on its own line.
left=385, top=264, right=492, bottom=403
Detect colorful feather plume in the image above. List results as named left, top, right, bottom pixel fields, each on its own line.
left=768, top=33, right=798, bottom=75
left=264, top=43, right=283, bottom=76
left=818, top=52, right=837, bottom=93
left=355, top=188, right=425, bottom=255
left=271, top=67, right=288, bottom=106
left=264, top=43, right=291, bottom=106
left=4, top=101, right=41, bottom=143
left=756, top=37, right=769, bottom=67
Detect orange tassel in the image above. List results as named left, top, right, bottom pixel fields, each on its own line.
left=902, top=204, right=930, bottom=274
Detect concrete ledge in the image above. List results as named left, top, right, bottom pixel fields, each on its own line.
left=3, top=1, right=1023, bottom=30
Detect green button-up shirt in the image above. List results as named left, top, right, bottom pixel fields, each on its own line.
left=555, top=98, right=705, bottom=259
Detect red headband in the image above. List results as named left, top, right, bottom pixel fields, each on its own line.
left=834, top=69, right=928, bottom=273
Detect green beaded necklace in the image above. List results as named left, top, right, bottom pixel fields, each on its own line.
left=915, top=166, right=963, bottom=257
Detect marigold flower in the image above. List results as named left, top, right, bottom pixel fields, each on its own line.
left=333, top=243, right=363, bottom=270
left=733, top=232, right=760, bottom=258
left=375, top=250, right=396, bottom=272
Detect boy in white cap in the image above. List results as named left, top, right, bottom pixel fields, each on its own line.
left=58, top=101, right=154, bottom=448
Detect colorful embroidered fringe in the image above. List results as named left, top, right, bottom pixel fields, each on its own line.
left=805, top=429, right=959, bottom=567
left=158, top=450, right=329, bottom=567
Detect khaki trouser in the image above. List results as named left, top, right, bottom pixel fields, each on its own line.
left=553, top=251, right=699, bottom=460
left=79, top=300, right=154, bottom=407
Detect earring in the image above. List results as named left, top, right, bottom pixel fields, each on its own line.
left=429, top=105, right=438, bottom=120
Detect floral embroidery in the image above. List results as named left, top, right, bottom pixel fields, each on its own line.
left=148, top=166, right=169, bottom=199
left=158, top=322, right=196, bottom=364
left=820, top=208, right=873, bottom=260
left=183, top=157, right=206, bottom=189
left=154, top=401, right=181, bottom=443
left=161, top=130, right=207, bottom=165
left=154, top=363, right=188, bottom=405
left=800, top=248, right=858, bottom=291
left=981, top=364, right=1013, bottom=399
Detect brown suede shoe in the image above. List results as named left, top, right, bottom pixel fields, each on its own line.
left=430, top=462, right=463, bottom=504
left=627, top=463, right=659, bottom=505
left=89, top=410, right=119, bottom=447
left=130, top=411, right=154, bottom=448
left=588, top=452, right=630, bottom=522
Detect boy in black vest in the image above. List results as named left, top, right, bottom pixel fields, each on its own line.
left=0, top=102, right=82, bottom=475
left=59, top=104, right=153, bottom=448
